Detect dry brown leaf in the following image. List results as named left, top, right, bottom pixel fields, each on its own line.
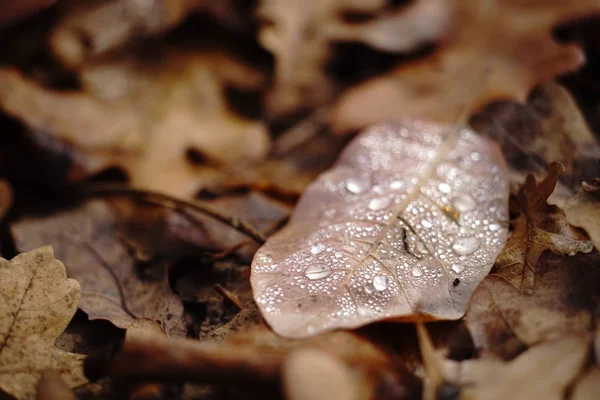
left=0, top=49, right=271, bottom=197
left=11, top=200, right=186, bottom=336
left=572, top=368, right=600, bottom=400
left=471, top=82, right=600, bottom=206
left=36, top=370, right=77, bottom=400
left=466, top=251, right=600, bottom=359
left=0, top=246, right=86, bottom=400
left=330, top=0, right=600, bottom=134
left=258, top=0, right=451, bottom=116
left=452, top=334, right=590, bottom=400
left=493, top=162, right=592, bottom=293
left=251, top=120, right=509, bottom=338
left=50, top=0, right=238, bottom=67
left=565, top=178, right=600, bottom=251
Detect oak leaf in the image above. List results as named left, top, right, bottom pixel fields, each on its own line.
left=0, top=49, right=271, bottom=197
left=564, top=178, right=600, bottom=251
left=0, top=246, right=87, bottom=400
left=493, top=162, right=593, bottom=293
left=258, top=0, right=451, bottom=117
left=330, top=0, right=600, bottom=133
left=251, top=120, right=509, bottom=337
left=11, top=200, right=186, bottom=336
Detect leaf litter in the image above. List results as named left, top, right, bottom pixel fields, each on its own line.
left=0, top=1, right=599, bottom=399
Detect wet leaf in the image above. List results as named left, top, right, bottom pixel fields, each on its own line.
left=452, top=334, right=590, bottom=400
left=11, top=200, right=186, bottom=336
left=565, top=178, right=600, bottom=251
left=0, top=246, right=86, bottom=400
left=330, top=0, right=600, bottom=133
left=251, top=120, right=509, bottom=338
left=466, top=252, right=600, bottom=359
left=493, top=162, right=593, bottom=293
left=0, top=49, right=271, bottom=197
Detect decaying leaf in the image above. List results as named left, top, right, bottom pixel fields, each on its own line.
left=11, top=200, right=186, bottom=336
left=258, top=0, right=451, bottom=116
left=50, top=0, right=237, bottom=67
left=493, top=162, right=593, bottom=293
left=0, top=49, right=270, bottom=197
left=471, top=82, right=600, bottom=207
left=330, top=0, right=600, bottom=133
left=449, top=334, right=590, bottom=400
left=466, top=252, right=600, bottom=359
left=565, top=178, right=600, bottom=251
left=251, top=120, right=509, bottom=338
left=0, top=246, right=86, bottom=400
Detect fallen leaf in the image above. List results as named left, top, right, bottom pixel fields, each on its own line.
left=11, top=200, right=187, bottom=336
left=572, top=368, right=600, bottom=400
left=0, top=179, right=13, bottom=222
left=36, top=370, right=77, bottom=400
left=330, top=0, right=600, bottom=133
left=471, top=82, right=600, bottom=206
left=493, top=162, right=593, bottom=293
left=0, top=246, right=86, bottom=400
left=0, top=49, right=271, bottom=197
left=50, top=0, right=239, bottom=67
left=258, top=0, right=451, bottom=117
left=466, top=252, right=600, bottom=359
left=251, top=120, right=509, bottom=338
left=565, top=178, right=600, bottom=251
left=452, top=334, right=590, bottom=400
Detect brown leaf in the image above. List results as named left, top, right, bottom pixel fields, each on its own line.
left=0, top=49, right=271, bottom=197
left=36, top=370, right=77, bottom=400
left=471, top=82, right=600, bottom=206
left=572, top=368, right=600, bottom=400
left=258, top=0, right=451, bottom=116
left=50, top=0, right=238, bottom=67
left=466, top=252, right=600, bottom=359
left=453, top=334, right=590, bottom=400
left=0, top=179, right=13, bottom=222
left=11, top=200, right=186, bottom=336
left=565, top=178, right=600, bottom=251
left=0, top=246, right=86, bottom=400
left=330, top=0, right=600, bottom=133
left=493, top=162, right=593, bottom=293
left=251, top=120, right=509, bottom=337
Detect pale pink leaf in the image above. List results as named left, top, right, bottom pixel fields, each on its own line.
left=251, top=120, right=509, bottom=338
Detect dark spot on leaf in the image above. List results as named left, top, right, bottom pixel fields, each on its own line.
left=453, top=278, right=460, bottom=286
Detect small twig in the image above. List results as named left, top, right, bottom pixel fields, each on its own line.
left=85, top=332, right=283, bottom=385
left=215, top=284, right=245, bottom=310
left=78, top=184, right=266, bottom=244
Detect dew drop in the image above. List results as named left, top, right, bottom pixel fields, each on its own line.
left=415, top=241, right=429, bottom=254
left=421, top=219, right=433, bottom=228
left=346, top=174, right=370, bottom=194
left=488, top=223, right=501, bottom=231
left=438, top=183, right=451, bottom=193
left=453, top=193, right=476, bottom=212
left=305, top=264, right=332, bottom=280
left=451, top=264, right=465, bottom=273
left=364, top=284, right=375, bottom=294
left=411, top=266, right=423, bottom=277
left=368, top=196, right=391, bottom=211
left=310, top=243, right=326, bottom=255
left=372, top=275, right=389, bottom=291
left=389, top=180, right=405, bottom=190
left=470, top=152, right=481, bottom=161
left=451, top=237, right=481, bottom=255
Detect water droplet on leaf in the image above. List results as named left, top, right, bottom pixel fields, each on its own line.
left=372, top=275, right=389, bottom=291
left=411, top=266, right=423, bottom=277
left=305, top=264, right=332, bottom=280
left=422, top=219, right=433, bottom=228
left=453, top=193, right=476, bottom=212
left=346, top=175, right=370, bottom=194
left=452, top=237, right=481, bottom=255
left=438, top=183, right=451, bottom=193
left=368, top=197, right=391, bottom=210
left=310, top=243, right=326, bottom=255
left=451, top=264, right=465, bottom=273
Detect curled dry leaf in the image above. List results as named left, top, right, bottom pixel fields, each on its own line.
left=330, top=0, right=600, bottom=134
left=493, top=162, right=593, bottom=293
left=466, top=252, right=600, bottom=360
left=251, top=120, right=509, bottom=338
left=11, top=200, right=186, bottom=337
left=471, top=82, right=600, bottom=205
left=0, top=49, right=270, bottom=197
left=451, top=334, right=590, bottom=400
left=258, top=0, right=451, bottom=116
left=564, top=178, right=600, bottom=251
left=0, top=246, right=86, bottom=400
